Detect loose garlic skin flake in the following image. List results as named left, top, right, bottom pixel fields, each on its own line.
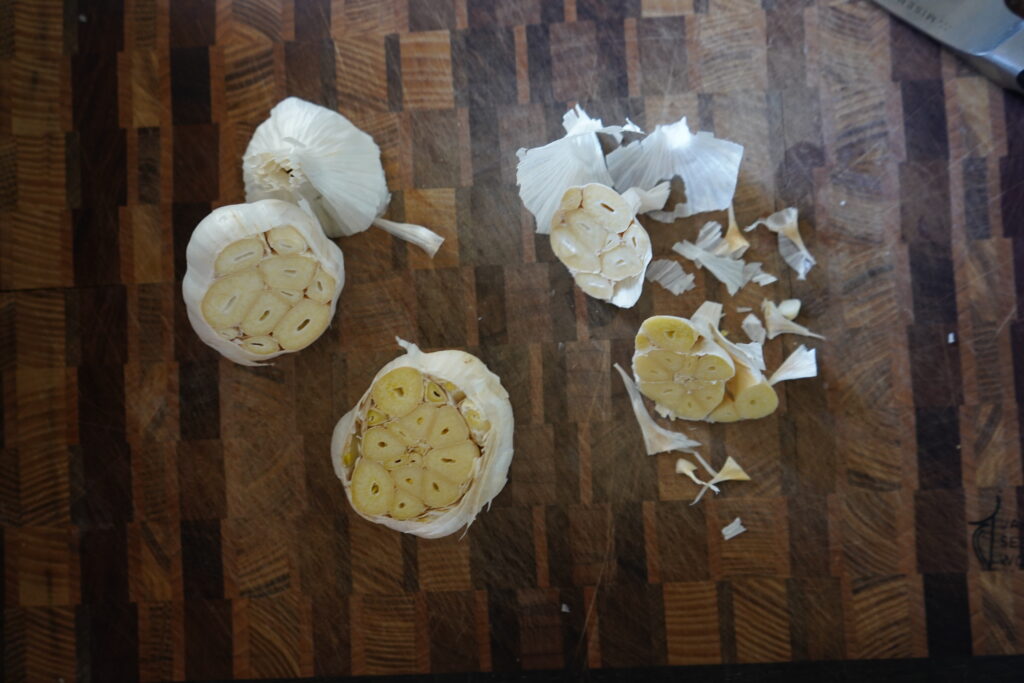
left=332, top=339, right=514, bottom=539
left=183, top=199, right=344, bottom=365
left=550, top=184, right=652, bottom=308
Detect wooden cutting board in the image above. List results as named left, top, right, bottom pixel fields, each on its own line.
left=3, top=0, right=1023, bottom=679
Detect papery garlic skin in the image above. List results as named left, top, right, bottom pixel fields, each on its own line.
left=183, top=199, right=344, bottom=365
left=550, top=184, right=653, bottom=308
left=244, top=98, right=444, bottom=256
left=607, top=118, right=743, bottom=222
left=331, top=339, right=514, bottom=539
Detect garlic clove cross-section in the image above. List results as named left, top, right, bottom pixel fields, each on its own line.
left=332, top=339, right=515, bottom=539
left=183, top=199, right=345, bottom=365
left=550, top=183, right=653, bottom=308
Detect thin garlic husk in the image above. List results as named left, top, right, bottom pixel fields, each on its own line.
left=645, top=259, right=695, bottom=295
left=744, top=207, right=816, bottom=279
left=762, top=299, right=825, bottom=340
left=722, top=517, right=747, bottom=540
left=672, top=221, right=775, bottom=296
left=606, top=117, right=743, bottom=222
left=182, top=199, right=345, bottom=365
left=517, top=106, right=633, bottom=235
left=243, top=97, right=444, bottom=256
left=742, top=313, right=766, bottom=344
left=692, top=455, right=750, bottom=505
left=768, top=345, right=818, bottom=385
left=331, top=339, right=514, bottom=538
left=614, top=364, right=701, bottom=455
left=550, top=184, right=653, bottom=308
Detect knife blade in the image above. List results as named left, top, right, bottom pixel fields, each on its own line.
left=873, top=0, right=1024, bottom=93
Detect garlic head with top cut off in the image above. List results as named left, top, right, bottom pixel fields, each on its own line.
left=550, top=183, right=653, bottom=308
left=244, top=97, right=444, bottom=256
left=183, top=199, right=345, bottom=365
left=332, top=339, right=514, bottom=538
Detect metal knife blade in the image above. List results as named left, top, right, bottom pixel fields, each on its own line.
left=873, top=0, right=1024, bottom=93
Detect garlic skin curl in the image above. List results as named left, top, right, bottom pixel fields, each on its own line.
left=331, top=339, right=515, bottom=539
left=182, top=199, right=345, bottom=365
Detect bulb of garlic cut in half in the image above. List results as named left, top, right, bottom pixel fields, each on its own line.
left=516, top=105, right=639, bottom=235
left=183, top=199, right=345, bottom=365
left=243, top=97, right=444, bottom=256
left=550, top=184, right=653, bottom=308
left=331, top=339, right=514, bottom=538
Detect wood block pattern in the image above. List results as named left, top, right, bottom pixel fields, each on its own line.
left=3, top=0, right=1023, bottom=679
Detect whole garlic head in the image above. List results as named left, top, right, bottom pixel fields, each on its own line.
left=182, top=199, right=345, bottom=365
left=550, top=183, right=652, bottom=308
left=331, top=339, right=515, bottom=538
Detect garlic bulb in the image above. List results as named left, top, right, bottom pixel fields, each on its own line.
left=183, top=199, right=344, bottom=365
left=243, top=97, right=444, bottom=256
left=607, top=117, right=744, bottom=222
left=331, top=339, right=514, bottom=538
left=516, top=106, right=634, bottom=235
left=550, top=184, right=652, bottom=308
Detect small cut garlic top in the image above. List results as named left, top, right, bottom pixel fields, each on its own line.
left=183, top=199, right=344, bottom=365
left=550, top=183, right=652, bottom=308
left=332, top=340, right=514, bottom=538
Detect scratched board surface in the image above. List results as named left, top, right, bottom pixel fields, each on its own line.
left=2, top=0, right=1024, bottom=680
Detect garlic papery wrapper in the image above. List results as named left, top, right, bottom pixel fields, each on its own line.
left=743, top=207, right=816, bottom=280
left=768, top=345, right=818, bottom=385
left=762, top=299, right=825, bottom=340
left=606, top=117, right=744, bottom=222
left=722, top=517, right=747, bottom=540
left=243, top=97, right=444, bottom=256
left=182, top=199, right=345, bottom=365
left=550, top=184, right=653, bottom=308
left=331, top=339, right=514, bottom=538
left=646, top=259, right=696, bottom=295
left=742, top=313, right=766, bottom=344
left=691, top=455, right=750, bottom=505
left=672, top=221, right=776, bottom=296
left=517, top=105, right=629, bottom=235
left=614, top=364, right=701, bottom=456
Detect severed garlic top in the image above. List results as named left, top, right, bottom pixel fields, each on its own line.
left=550, top=183, right=652, bottom=308
left=331, top=339, right=514, bottom=539
left=182, top=199, right=344, bottom=365
left=243, top=97, right=443, bottom=256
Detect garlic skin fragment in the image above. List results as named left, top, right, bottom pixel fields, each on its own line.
left=606, top=117, right=744, bottom=222
left=778, top=298, right=801, bottom=320
left=744, top=207, right=816, bottom=280
left=613, top=364, right=701, bottom=456
left=516, top=106, right=618, bottom=235
left=645, top=259, right=696, bottom=295
left=742, top=314, right=766, bottom=344
left=182, top=199, right=344, bottom=365
left=722, top=517, right=747, bottom=540
left=762, top=300, right=825, bottom=340
left=331, top=339, right=514, bottom=539
left=672, top=222, right=775, bottom=296
left=243, top=97, right=444, bottom=255
left=550, top=184, right=653, bottom=308
left=768, top=345, right=818, bottom=385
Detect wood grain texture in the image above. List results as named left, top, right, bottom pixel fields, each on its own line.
left=3, top=0, right=1023, bottom=679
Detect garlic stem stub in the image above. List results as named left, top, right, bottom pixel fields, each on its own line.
left=243, top=97, right=444, bottom=255
left=550, top=183, right=653, bottom=308
left=182, top=199, right=345, bottom=365
left=331, top=339, right=514, bottom=538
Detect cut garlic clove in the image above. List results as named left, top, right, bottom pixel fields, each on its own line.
left=273, top=299, right=331, bottom=351
left=425, top=381, right=447, bottom=403
left=574, top=273, right=614, bottom=300
left=371, top=367, right=424, bottom=418
left=266, top=225, right=307, bottom=254
left=306, top=267, right=337, bottom=304
left=426, top=405, right=470, bottom=449
left=259, top=253, right=317, bottom=291
left=639, top=316, right=698, bottom=353
left=425, top=440, right=479, bottom=483
left=706, top=398, right=740, bottom=423
left=240, top=335, right=280, bottom=355
left=390, top=489, right=426, bottom=520
left=391, top=465, right=425, bottom=497
left=351, top=459, right=394, bottom=516
left=362, top=426, right=408, bottom=462
left=422, top=470, right=461, bottom=508
left=726, top=363, right=778, bottom=420
left=391, top=404, right=439, bottom=444
left=277, top=289, right=303, bottom=305
left=601, top=244, right=644, bottom=279
left=240, top=290, right=292, bottom=337
left=215, top=238, right=265, bottom=276
left=201, top=269, right=263, bottom=328
left=551, top=223, right=602, bottom=272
